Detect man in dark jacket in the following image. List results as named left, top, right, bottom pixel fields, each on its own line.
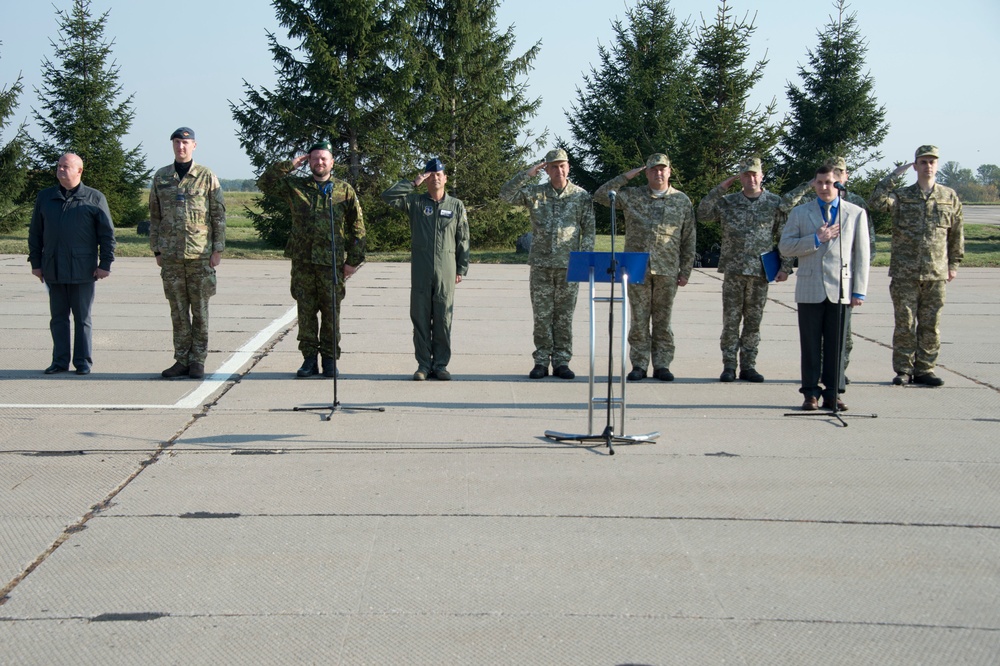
left=28, top=153, right=116, bottom=375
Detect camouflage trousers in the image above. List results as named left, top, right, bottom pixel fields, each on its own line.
left=720, top=274, right=769, bottom=370
left=530, top=265, right=579, bottom=367
left=627, top=274, right=678, bottom=371
left=890, top=278, right=946, bottom=375
left=161, top=259, right=216, bottom=365
left=291, top=262, right=346, bottom=359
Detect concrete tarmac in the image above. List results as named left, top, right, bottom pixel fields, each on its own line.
left=1, top=255, right=998, bottom=665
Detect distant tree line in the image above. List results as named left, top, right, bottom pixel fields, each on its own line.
left=0, top=0, right=991, bottom=246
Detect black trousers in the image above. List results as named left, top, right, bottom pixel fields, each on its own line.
left=48, top=281, right=96, bottom=369
left=797, top=299, right=850, bottom=401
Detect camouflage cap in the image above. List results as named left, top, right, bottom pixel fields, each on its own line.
left=645, top=153, right=670, bottom=168
left=308, top=141, right=334, bottom=154
left=543, top=148, right=569, bottom=164
left=823, top=156, right=848, bottom=171
left=738, top=156, right=763, bottom=174
left=425, top=157, right=445, bottom=172
left=170, top=127, right=195, bottom=141
left=914, top=144, right=939, bottom=160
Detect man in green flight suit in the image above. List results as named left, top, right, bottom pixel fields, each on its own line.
left=381, top=158, right=470, bottom=381
left=258, top=141, right=366, bottom=378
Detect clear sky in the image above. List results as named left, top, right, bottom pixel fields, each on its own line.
left=1, top=0, right=997, bottom=181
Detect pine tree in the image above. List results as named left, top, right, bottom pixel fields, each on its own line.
left=410, top=0, right=544, bottom=247
left=777, top=0, right=888, bottom=187
left=231, top=0, right=419, bottom=249
left=678, top=0, right=782, bottom=249
left=27, top=0, right=149, bottom=226
left=565, top=0, right=696, bottom=205
left=0, top=44, right=28, bottom=232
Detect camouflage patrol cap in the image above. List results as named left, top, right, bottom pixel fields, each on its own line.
left=544, top=148, right=569, bottom=163
left=645, top=153, right=670, bottom=168
left=170, top=127, right=195, bottom=141
left=425, top=157, right=445, bottom=172
left=914, top=145, right=939, bottom=160
left=823, top=156, right=848, bottom=171
left=738, top=156, right=763, bottom=174
left=308, top=141, right=334, bottom=154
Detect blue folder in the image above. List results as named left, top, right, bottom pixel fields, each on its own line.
left=760, top=249, right=781, bottom=282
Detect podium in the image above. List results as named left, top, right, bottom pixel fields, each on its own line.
left=544, top=251, right=661, bottom=453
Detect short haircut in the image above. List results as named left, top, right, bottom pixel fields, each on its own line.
left=815, top=165, right=834, bottom=177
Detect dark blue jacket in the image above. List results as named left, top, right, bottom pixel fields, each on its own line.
left=28, top=183, right=116, bottom=284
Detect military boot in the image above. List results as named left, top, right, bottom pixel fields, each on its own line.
left=162, top=361, right=189, bottom=379
left=321, top=356, right=338, bottom=378
left=297, top=355, right=319, bottom=378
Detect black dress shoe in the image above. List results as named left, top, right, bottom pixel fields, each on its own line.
left=75, top=366, right=91, bottom=376
left=553, top=365, right=575, bottom=380
left=44, top=364, right=68, bottom=375
left=296, top=355, right=319, bottom=378
left=528, top=364, right=548, bottom=379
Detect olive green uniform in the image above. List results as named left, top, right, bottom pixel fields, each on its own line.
left=381, top=180, right=470, bottom=374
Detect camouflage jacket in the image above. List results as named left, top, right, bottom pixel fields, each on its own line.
left=149, top=162, right=226, bottom=260
left=595, top=174, right=695, bottom=279
left=257, top=161, right=366, bottom=268
left=698, top=185, right=793, bottom=277
left=783, top=181, right=875, bottom=257
left=869, top=175, right=964, bottom=281
left=499, top=170, right=596, bottom=268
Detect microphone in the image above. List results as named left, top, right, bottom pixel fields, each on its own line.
left=833, top=182, right=847, bottom=192
left=608, top=191, right=616, bottom=203
left=321, top=182, right=333, bottom=196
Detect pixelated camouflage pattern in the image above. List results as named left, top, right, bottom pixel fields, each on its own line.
left=698, top=185, right=794, bottom=276
left=290, top=262, right=346, bottom=358
left=149, top=162, right=226, bottom=260
left=529, top=265, right=579, bottom=366
left=869, top=177, right=964, bottom=280
left=594, top=174, right=696, bottom=279
left=499, top=170, right=596, bottom=268
left=889, top=278, right=946, bottom=375
left=160, top=259, right=216, bottom=365
left=719, top=274, right=768, bottom=369
left=257, top=161, right=366, bottom=268
left=627, top=275, right=679, bottom=370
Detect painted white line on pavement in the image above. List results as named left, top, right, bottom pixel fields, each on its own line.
left=0, top=306, right=297, bottom=410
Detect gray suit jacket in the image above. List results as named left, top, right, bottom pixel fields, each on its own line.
left=778, top=198, right=870, bottom=304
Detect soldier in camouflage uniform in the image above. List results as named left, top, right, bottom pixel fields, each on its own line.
left=257, top=141, right=366, bottom=378
left=595, top=153, right=696, bottom=381
left=869, top=145, right=964, bottom=387
left=782, top=156, right=874, bottom=381
left=500, top=148, right=596, bottom=380
left=698, top=157, right=792, bottom=383
left=381, top=158, right=470, bottom=381
left=149, top=128, right=225, bottom=380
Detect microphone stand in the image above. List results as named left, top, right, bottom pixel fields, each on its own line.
left=785, top=183, right=876, bottom=426
left=295, top=180, right=384, bottom=420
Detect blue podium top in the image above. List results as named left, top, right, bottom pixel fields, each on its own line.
left=566, top=251, right=649, bottom=284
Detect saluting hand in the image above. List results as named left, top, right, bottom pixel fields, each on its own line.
left=528, top=161, right=546, bottom=178
left=625, top=166, right=644, bottom=180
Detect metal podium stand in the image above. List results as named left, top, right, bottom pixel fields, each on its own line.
left=544, top=251, right=661, bottom=454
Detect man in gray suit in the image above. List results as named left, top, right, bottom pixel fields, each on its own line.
left=779, top=165, right=869, bottom=411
